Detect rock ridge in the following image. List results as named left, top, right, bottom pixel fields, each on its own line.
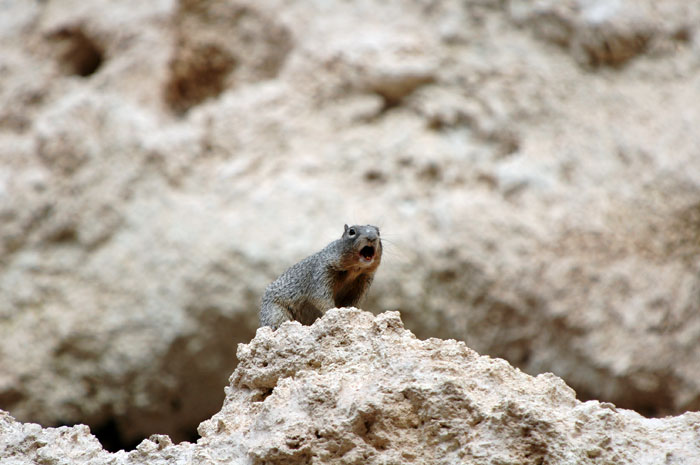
left=2, top=308, right=698, bottom=465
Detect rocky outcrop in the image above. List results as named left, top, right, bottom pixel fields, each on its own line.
left=1, top=0, right=700, bottom=448
left=2, top=309, right=699, bottom=464
left=508, top=0, right=697, bottom=67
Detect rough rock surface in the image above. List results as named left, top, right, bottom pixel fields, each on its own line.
left=2, top=309, right=699, bottom=465
left=1, top=0, right=700, bottom=447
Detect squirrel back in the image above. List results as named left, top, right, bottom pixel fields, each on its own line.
left=260, top=224, right=382, bottom=329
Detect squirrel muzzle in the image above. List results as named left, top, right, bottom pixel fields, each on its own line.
left=357, top=237, right=380, bottom=265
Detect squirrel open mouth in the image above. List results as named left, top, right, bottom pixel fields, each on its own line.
left=359, top=246, right=375, bottom=262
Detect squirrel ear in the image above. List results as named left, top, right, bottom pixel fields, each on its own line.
left=344, top=224, right=349, bottom=232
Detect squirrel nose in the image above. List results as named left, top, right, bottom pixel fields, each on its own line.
left=366, top=231, right=378, bottom=242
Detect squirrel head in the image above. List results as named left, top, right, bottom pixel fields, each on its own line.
left=340, top=224, right=382, bottom=270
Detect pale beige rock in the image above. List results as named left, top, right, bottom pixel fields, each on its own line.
left=1, top=0, right=699, bottom=447
left=2, top=309, right=699, bottom=465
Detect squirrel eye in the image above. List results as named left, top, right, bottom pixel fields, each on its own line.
left=348, top=228, right=356, bottom=236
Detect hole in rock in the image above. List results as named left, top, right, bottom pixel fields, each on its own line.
left=575, top=381, right=676, bottom=419
left=47, top=226, right=78, bottom=244
left=91, top=418, right=142, bottom=453
left=363, top=169, right=386, bottom=183
left=252, top=387, right=275, bottom=402
left=583, top=33, right=650, bottom=68
left=672, top=27, right=691, bottom=43
left=164, top=42, right=237, bottom=114
left=49, top=27, right=104, bottom=77
left=0, top=387, right=25, bottom=406
left=89, top=417, right=200, bottom=453
left=164, top=2, right=293, bottom=114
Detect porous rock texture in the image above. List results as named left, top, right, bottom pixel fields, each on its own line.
left=2, top=309, right=700, bottom=465
left=1, top=0, right=700, bottom=448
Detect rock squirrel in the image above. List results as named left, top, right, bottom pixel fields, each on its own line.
left=260, top=224, right=382, bottom=329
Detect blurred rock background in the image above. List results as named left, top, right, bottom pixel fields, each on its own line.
left=0, top=0, right=698, bottom=451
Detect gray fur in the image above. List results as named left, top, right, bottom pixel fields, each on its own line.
left=260, top=224, right=382, bottom=329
